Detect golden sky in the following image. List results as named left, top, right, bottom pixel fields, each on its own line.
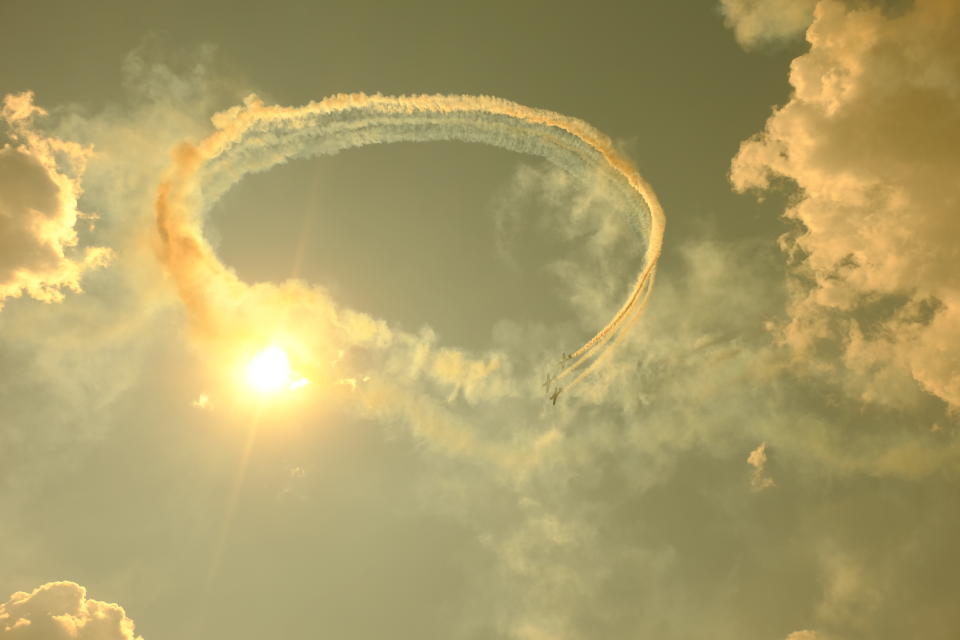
left=1, top=1, right=959, bottom=639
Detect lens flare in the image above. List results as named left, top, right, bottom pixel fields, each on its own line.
left=245, top=346, right=292, bottom=393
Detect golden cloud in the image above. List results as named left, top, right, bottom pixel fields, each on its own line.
left=0, top=581, right=141, bottom=640
left=0, top=93, right=113, bottom=309
left=731, top=0, right=960, bottom=408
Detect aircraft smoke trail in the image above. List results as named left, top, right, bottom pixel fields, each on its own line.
left=155, top=93, right=664, bottom=394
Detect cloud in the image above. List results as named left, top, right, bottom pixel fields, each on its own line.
left=747, top=442, right=775, bottom=490
left=451, top=158, right=960, bottom=638
left=0, top=48, right=242, bottom=486
left=0, top=581, right=141, bottom=639
left=0, top=93, right=113, bottom=309
left=730, top=0, right=960, bottom=409
left=814, top=546, right=882, bottom=633
left=719, top=0, right=818, bottom=49
left=4, top=41, right=959, bottom=640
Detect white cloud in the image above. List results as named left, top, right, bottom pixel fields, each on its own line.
left=731, top=0, right=960, bottom=409
left=0, top=581, right=141, bottom=640
left=0, top=93, right=113, bottom=309
left=719, top=0, right=818, bottom=49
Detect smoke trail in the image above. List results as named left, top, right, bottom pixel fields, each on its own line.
left=155, top=93, right=664, bottom=394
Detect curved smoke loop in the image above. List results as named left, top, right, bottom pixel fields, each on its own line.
left=156, top=93, right=664, bottom=395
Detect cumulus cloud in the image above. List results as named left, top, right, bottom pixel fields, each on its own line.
left=730, top=0, right=960, bottom=409
left=0, top=92, right=113, bottom=309
left=0, top=581, right=141, bottom=639
left=719, top=0, right=818, bottom=49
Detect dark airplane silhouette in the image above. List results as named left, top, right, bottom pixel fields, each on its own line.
left=550, top=387, right=562, bottom=405
left=543, top=374, right=554, bottom=392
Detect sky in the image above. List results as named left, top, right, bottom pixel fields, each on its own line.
left=1, top=1, right=959, bottom=639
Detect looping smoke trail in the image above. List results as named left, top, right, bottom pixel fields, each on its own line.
left=155, top=93, right=665, bottom=394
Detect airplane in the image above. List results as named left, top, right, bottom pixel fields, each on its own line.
left=542, top=374, right=554, bottom=392
left=550, top=386, right=562, bottom=405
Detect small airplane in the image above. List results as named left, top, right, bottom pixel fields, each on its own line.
left=542, top=373, right=554, bottom=392
left=550, top=386, right=562, bottom=405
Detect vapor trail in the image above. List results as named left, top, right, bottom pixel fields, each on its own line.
left=155, top=93, right=665, bottom=393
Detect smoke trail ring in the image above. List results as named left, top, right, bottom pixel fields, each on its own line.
left=155, top=93, right=665, bottom=394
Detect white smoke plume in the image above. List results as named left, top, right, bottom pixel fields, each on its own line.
left=154, top=93, right=665, bottom=403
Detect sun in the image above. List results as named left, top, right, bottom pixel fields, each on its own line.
left=245, top=346, right=293, bottom=393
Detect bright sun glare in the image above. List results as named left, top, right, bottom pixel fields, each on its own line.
left=245, top=346, right=293, bottom=393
